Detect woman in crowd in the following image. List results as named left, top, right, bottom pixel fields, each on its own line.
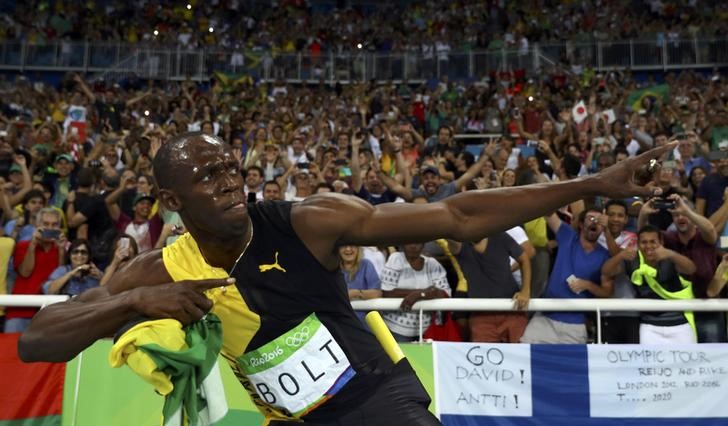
left=99, top=234, right=138, bottom=286
left=42, top=239, right=102, bottom=296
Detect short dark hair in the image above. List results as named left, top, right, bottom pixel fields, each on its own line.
left=66, top=238, right=91, bottom=264
left=604, top=199, right=627, bottom=214
left=245, top=166, right=264, bottom=178
left=637, top=224, right=662, bottom=240
left=577, top=207, right=602, bottom=225
left=263, top=180, right=280, bottom=190
left=76, top=167, right=96, bottom=188
left=153, top=131, right=204, bottom=190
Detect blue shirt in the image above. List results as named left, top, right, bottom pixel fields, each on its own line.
left=3, top=221, right=35, bottom=242
left=341, top=259, right=380, bottom=322
left=42, top=265, right=101, bottom=296
left=544, top=223, right=610, bottom=324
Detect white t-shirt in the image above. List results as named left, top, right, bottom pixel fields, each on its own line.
left=507, top=226, right=529, bottom=287
left=380, top=253, right=450, bottom=337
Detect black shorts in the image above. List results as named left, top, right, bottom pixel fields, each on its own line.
left=270, top=359, right=441, bottom=425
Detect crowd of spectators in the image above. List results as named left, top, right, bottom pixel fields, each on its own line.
left=0, top=58, right=727, bottom=343
left=2, top=0, right=728, bottom=55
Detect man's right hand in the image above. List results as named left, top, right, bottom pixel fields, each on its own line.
left=126, top=277, right=236, bottom=325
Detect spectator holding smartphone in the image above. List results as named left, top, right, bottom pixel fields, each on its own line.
left=43, top=239, right=102, bottom=296
left=4, top=208, right=65, bottom=333
left=100, top=234, right=138, bottom=287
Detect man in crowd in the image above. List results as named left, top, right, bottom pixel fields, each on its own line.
left=380, top=243, right=451, bottom=342
left=598, top=200, right=640, bottom=343
left=448, top=231, right=531, bottom=343
left=639, top=194, right=722, bottom=342
left=4, top=208, right=65, bottom=332
left=602, top=225, right=697, bottom=344
left=20, top=133, right=673, bottom=423
left=520, top=208, right=613, bottom=344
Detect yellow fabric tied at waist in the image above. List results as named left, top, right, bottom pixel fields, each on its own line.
left=631, top=251, right=696, bottom=336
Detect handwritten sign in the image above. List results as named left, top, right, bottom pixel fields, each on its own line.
left=588, top=345, right=728, bottom=418
left=434, top=342, right=532, bottom=417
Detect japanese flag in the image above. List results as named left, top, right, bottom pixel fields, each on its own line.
left=572, top=100, right=588, bottom=124
left=601, top=109, right=616, bottom=124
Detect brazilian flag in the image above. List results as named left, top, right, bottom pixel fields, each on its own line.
left=626, top=84, right=670, bottom=112
left=213, top=72, right=254, bottom=94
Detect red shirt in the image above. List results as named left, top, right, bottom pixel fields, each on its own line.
left=6, top=241, right=60, bottom=319
left=662, top=230, right=717, bottom=298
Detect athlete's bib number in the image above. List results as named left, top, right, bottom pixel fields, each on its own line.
left=238, top=314, right=355, bottom=417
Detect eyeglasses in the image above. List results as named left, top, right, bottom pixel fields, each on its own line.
left=70, top=249, right=89, bottom=255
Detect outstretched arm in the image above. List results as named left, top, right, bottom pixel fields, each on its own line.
left=293, top=144, right=676, bottom=268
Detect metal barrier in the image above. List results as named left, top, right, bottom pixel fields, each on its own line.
left=0, top=37, right=726, bottom=83
left=1, top=294, right=725, bottom=344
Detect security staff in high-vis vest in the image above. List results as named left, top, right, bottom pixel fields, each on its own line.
left=602, top=224, right=697, bottom=345
left=19, top=133, right=678, bottom=424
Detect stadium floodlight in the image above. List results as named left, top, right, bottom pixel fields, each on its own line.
left=153, top=30, right=159, bottom=36
left=356, top=43, right=363, bottom=49
left=208, top=27, right=214, bottom=33
left=186, top=4, right=192, bottom=10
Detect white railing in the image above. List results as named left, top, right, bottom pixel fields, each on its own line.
left=1, top=37, right=726, bottom=83
left=2, top=295, right=725, bottom=344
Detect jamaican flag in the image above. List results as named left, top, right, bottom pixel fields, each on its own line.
left=626, top=84, right=670, bottom=111
left=109, top=314, right=227, bottom=426
left=213, top=71, right=254, bottom=94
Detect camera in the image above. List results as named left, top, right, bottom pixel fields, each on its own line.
left=652, top=198, right=676, bottom=210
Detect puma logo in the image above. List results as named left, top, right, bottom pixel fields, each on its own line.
left=259, top=251, right=287, bottom=273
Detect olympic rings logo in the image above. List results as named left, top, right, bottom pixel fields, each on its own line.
left=285, top=327, right=310, bottom=347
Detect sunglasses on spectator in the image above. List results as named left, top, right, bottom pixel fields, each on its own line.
left=71, top=249, right=89, bottom=255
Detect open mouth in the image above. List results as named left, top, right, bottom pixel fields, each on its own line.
left=225, top=201, right=245, bottom=210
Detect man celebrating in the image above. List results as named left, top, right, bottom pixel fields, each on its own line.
left=20, top=132, right=674, bottom=424
left=602, top=225, right=697, bottom=344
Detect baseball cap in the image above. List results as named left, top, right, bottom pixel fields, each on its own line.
left=55, top=153, right=74, bottom=163
left=421, top=165, right=440, bottom=176
left=133, top=193, right=155, bottom=205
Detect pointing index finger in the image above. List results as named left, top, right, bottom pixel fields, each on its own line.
left=632, top=141, right=679, bottom=169
left=188, top=277, right=236, bottom=292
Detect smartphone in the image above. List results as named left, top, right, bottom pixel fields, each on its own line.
left=653, top=199, right=676, bottom=210
left=41, top=229, right=61, bottom=240
left=247, top=192, right=257, bottom=204
left=339, top=167, right=352, bottom=177
left=298, top=162, right=310, bottom=170
left=118, top=237, right=130, bottom=251
left=675, top=133, right=687, bottom=141
left=334, top=159, right=347, bottom=166
left=526, top=139, right=539, bottom=147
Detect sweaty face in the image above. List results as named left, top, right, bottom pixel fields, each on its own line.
left=168, top=136, right=247, bottom=239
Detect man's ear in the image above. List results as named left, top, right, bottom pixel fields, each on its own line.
left=158, top=189, right=182, bottom=212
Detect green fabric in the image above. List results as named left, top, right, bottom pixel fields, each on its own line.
left=0, top=416, right=60, bottom=426
left=711, top=126, right=728, bottom=150
left=139, top=314, right=223, bottom=426
left=626, top=84, right=670, bottom=111
left=631, top=251, right=696, bottom=335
